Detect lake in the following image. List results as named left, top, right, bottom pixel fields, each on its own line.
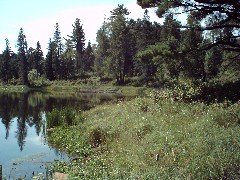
left=0, top=91, right=123, bottom=179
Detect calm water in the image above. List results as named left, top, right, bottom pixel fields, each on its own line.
left=0, top=91, right=123, bottom=179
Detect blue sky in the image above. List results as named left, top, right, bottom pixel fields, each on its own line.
left=0, top=0, right=163, bottom=55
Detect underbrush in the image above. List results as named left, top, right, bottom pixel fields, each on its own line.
left=46, top=108, right=84, bottom=128
left=47, top=82, right=240, bottom=179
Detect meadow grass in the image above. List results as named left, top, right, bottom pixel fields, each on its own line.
left=48, top=95, right=240, bottom=179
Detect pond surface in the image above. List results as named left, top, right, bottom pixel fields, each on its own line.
left=0, top=91, right=123, bottom=179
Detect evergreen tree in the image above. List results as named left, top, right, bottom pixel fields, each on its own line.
left=45, top=39, right=54, bottom=81
left=0, top=39, right=11, bottom=83
left=84, top=41, right=95, bottom=72
left=108, top=4, right=131, bottom=84
left=26, top=47, right=35, bottom=71
left=95, top=22, right=110, bottom=77
left=181, top=14, right=206, bottom=81
left=137, top=15, right=182, bottom=83
left=61, top=39, right=75, bottom=79
left=132, top=11, right=161, bottom=83
left=52, top=23, right=62, bottom=79
left=17, top=28, right=29, bottom=85
left=137, top=0, right=240, bottom=77
left=69, top=18, right=85, bottom=75
left=34, top=41, right=44, bottom=77
left=205, top=45, right=223, bottom=79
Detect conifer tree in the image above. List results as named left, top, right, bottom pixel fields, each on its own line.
left=53, top=23, right=62, bottom=79
left=45, top=39, right=54, bottom=81
left=61, top=39, right=75, bottom=79
left=17, top=28, right=29, bottom=85
left=69, top=18, right=85, bottom=75
left=181, top=14, right=206, bottom=81
left=0, top=39, right=11, bottom=83
left=108, top=4, right=131, bottom=84
left=84, top=41, right=95, bottom=72
left=95, top=22, right=110, bottom=77
left=34, top=41, right=44, bottom=77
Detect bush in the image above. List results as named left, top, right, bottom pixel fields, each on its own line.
left=46, top=108, right=62, bottom=128
left=46, top=108, right=80, bottom=128
left=88, top=126, right=107, bottom=147
left=150, top=80, right=203, bottom=103
left=28, top=69, right=49, bottom=87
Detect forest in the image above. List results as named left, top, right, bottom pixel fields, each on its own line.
left=0, top=1, right=239, bottom=100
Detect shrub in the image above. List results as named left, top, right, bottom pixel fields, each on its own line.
left=28, top=69, right=49, bottom=87
left=88, top=126, right=107, bottom=147
left=46, top=108, right=63, bottom=128
left=150, top=80, right=203, bottom=103
left=46, top=108, right=80, bottom=128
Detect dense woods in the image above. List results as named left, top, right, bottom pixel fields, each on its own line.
left=0, top=1, right=239, bottom=93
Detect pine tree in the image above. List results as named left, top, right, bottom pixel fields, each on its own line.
left=108, top=4, right=131, bottom=84
left=84, top=41, right=95, bottom=72
left=181, top=14, right=206, bottom=81
left=61, top=39, right=75, bottom=79
left=34, top=41, right=44, bottom=77
left=45, top=39, right=54, bottom=81
left=132, top=11, right=161, bottom=83
left=0, top=39, right=11, bottom=83
left=95, top=21, right=110, bottom=77
left=53, top=23, right=62, bottom=79
left=205, top=45, right=223, bottom=79
left=69, top=18, right=85, bottom=75
left=17, top=28, right=29, bottom=85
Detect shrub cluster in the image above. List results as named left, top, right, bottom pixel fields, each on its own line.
left=46, top=108, right=83, bottom=128
left=150, top=80, right=203, bottom=103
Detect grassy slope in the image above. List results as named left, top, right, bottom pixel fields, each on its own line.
left=48, top=97, right=240, bottom=179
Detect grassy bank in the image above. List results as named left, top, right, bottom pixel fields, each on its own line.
left=0, top=80, right=149, bottom=97
left=47, top=94, right=240, bottom=179
left=0, top=85, right=30, bottom=92
left=44, top=79, right=150, bottom=96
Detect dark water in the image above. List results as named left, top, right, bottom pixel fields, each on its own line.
left=0, top=91, right=123, bottom=179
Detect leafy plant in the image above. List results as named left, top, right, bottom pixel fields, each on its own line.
left=46, top=108, right=80, bottom=128
left=88, top=126, right=107, bottom=147
left=150, top=79, right=203, bottom=103
left=28, top=69, right=49, bottom=87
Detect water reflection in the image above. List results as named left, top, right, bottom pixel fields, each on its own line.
left=0, top=91, right=122, bottom=151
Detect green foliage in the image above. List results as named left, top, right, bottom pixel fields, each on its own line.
left=46, top=108, right=82, bottom=128
left=46, top=108, right=62, bottom=128
left=69, top=18, right=86, bottom=75
left=28, top=69, right=49, bottom=87
left=88, top=126, right=107, bottom=147
left=107, top=4, right=132, bottom=85
left=150, top=79, right=203, bottom=102
left=47, top=96, right=240, bottom=179
left=17, top=28, right=29, bottom=85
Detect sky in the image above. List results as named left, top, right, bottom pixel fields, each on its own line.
left=0, top=0, right=168, bottom=55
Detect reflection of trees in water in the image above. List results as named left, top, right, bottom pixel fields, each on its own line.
left=0, top=93, right=18, bottom=139
left=0, top=91, right=121, bottom=150
left=16, top=117, right=28, bottom=151
left=16, top=93, right=29, bottom=151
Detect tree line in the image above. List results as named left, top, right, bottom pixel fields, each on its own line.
left=0, top=3, right=239, bottom=86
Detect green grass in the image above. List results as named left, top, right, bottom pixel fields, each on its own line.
left=0, top=85, right=30, bottom=92
left=47, top=96, right=240, bottom=179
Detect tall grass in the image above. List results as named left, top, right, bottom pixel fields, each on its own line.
left=48, top=92, right=240, bottom=179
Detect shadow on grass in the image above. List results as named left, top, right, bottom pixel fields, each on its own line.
left=201, top=80, right=240, bottom=103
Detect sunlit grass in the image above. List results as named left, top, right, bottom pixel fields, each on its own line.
left=48, top=96, right=240, bottom=179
